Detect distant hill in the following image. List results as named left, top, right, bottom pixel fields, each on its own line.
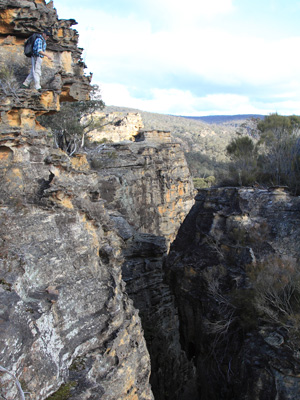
left=181, top=114, right=265, bottom=125
left=104, top=106, right=261, bottom=184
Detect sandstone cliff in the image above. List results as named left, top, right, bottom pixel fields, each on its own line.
left=4, top=2, right=299, bottom=400
left=120, top=229, right=198, bottom=400
left=0, top=1, right=154, bottom=398
left=166, top=187, right=300, bottom=400
left=88, top=112, right=144, bottom=143
left=0, top=132, right=153, bottom=399
left=0, top=0, right=91, bottom=124
left=89, top=129, right=195, bottom=246
left=0, top=1, right=197, bottom=399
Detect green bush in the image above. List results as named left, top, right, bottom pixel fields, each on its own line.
left=226, top=113, right=300, bottom=193
left=193, top=176, right=216, bottom=189
left=38, top=85, right=105, bottom=156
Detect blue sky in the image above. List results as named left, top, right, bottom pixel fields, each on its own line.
left=53, top=0, right=300, bottom=116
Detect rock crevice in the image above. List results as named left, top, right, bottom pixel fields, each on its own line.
left=166, top=187, right=300, bottom=400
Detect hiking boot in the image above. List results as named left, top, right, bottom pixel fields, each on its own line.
left=32, top=89, right=42, bottom=96
left=21, top=84, right=29, bottom=89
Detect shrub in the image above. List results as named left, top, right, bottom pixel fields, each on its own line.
left=247, top=255, right=300, bottom=344
left=193, top=176, right=216, bottom=189
left=38, top=85, right=105, bottom=156
left=226, top=136, right=258, bottom=186
left=0, top=65, right=20, bottom=103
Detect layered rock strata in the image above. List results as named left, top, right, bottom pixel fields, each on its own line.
left=0, top=0, right=91, bottom=129
left=86, top=128, right=197, bottom=398
left=0, top=1, right=155, bottom=399
left=89, top=135, right=195, bottom=246
left=88, top=112, right=144, bottom=143
left=166, top=187, right=300, bottom=400
left=0, top=129, right=154, bottom=400
left=112, top=219, right=198, bottom=400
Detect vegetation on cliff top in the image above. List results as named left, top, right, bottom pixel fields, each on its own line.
left=226, top=113, right=300, bottom=194
left=105, top=107, right=300, bottom=194
left=38, top=95, right=300, bottom=195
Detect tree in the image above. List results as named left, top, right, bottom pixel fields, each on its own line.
left=226, top=114, right=300, bottom=193
left=257, top=113, right=300, bottom=190
left=226, top=136, right=258, bottom=186
left=39, top=85, right=105, bottom=156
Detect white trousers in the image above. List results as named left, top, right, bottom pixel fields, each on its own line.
left=23, top=56, right=43, bottom=89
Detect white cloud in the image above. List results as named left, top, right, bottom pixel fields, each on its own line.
left=100, top=83, right=267, bottom=115
left=54, top=0, right=300, bottom=115
left=85, top=17, right=300, bottom=99
left=99, top=82, right=300, bottom=116
left=141, top=0, right=235, bottom=23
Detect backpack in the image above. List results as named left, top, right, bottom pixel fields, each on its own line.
left=24, top=33, right=40, bottom=57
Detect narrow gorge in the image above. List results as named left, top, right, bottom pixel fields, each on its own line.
left=1, top=1, right=300, bottom=400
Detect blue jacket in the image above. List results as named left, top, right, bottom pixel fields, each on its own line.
left=33, top=35, right=46, bottom=58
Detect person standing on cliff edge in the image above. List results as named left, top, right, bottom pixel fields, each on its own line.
left=21, top=29, right=53, bottom=91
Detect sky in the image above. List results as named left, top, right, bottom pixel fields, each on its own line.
left=53, top=0, right=300, bottom=116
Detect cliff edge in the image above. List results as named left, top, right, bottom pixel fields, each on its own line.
left=0, top=1, right=154, bottom=399
left=0, top=1, right=196, bottom=399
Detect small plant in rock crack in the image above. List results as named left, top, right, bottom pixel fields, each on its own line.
left=203, top=272, right=237, bottom=336
left=204, top=235, right=226, bottom=260
left=0, top=65, right=21, bottom=103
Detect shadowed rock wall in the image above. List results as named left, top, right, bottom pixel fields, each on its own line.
left=166, top=187, right=300, bottom=400
left=114, top=223, right=198, bottom=400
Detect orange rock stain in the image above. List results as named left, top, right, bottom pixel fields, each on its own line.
left=0, top=10, right=17, bottom=34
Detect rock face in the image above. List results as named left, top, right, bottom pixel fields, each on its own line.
left=0, top=1, right=155, bottom=399
left=166, top=187, right=300, bottom=400
left=119, top=228, right=198, bottom=400
left=89, top=135, right=195, bottom=246
left=86, top=123, right=197, bottom=398
left=0, top=2, right=198, bottom=399
left=6, top=2, right=300, bottom=400
left=0, top=133, right=154, bottom=399
left=0, top=0, right=91, bottom=128
left=88, top=112, right=144, bottom=143
left=62, top=105, right=196, bottom=247
left=135, top=130, right=172, bottom=144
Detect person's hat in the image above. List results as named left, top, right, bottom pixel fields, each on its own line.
left=43, top=29, right=52, bottom=37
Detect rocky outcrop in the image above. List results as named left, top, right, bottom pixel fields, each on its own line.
left=89, top=135, right=195, bottom=246
left=135, top=130, right=172, bottom=144
left=88, top=112, right=144, bottom=143
left=0, top=130, right=154, bottom=399
left=0, top=0, right=91, bottom=129
left=0, top=2, right=198, bottom=399
left=0, top=1, right=155, bottom=399
left=86, top=121, right=197, bottom=398
left=166, top=187, right=300, bottom=400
